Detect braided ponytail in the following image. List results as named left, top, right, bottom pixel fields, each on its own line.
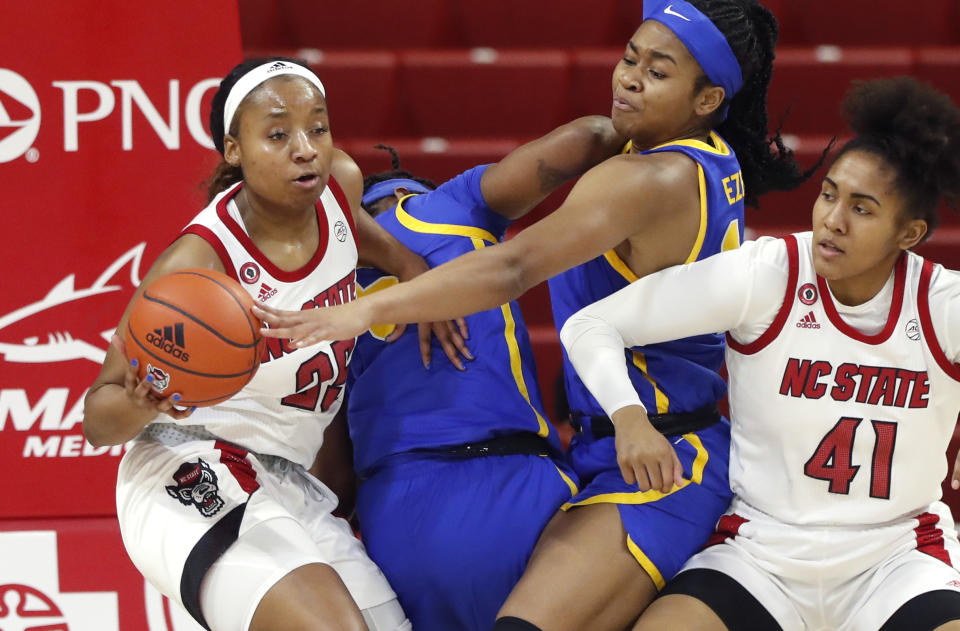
left=689, top=0, right=829, bottom=207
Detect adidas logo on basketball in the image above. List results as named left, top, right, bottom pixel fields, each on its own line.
left=796, top=311, right=820, bottom=329
left=258, top=283, right=277, bottom=302
left=145, top=323, right=190, bottom=361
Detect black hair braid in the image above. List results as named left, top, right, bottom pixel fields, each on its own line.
left=688, top=0, right=828, bottom=208
left=837, top=77, right=960, bottom=236
left=361, top=144, right=438, bottom=195
left=204, top=56, right=314, bottom=200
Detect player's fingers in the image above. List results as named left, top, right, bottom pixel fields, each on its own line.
left=167, top=406, right=197, bottom=421
left=434, top=323, right=465, bottom=371
left=156, top=393, right=183, bottom=414
left=456, top=317, right=469, bottom=340
left=111, top=333, right=127, bottom=357
left=418, top=323, right=432, bottom=369
left=384, top=323, right=406, bottom=343
left=123, top=358, right=139, bottom=394
left=659, top=461, right=675, bottom=494
left=447, top=323, right=473, bottom=361
left=952, top=451, right=960, bottom=490
left=619, top=461, right=636, bottom=486
left=635, top=468, right=652, bottom=492
left=673, top=454, right=685, bottom=487
left=134, top=372, right=156, bottom=401
left=645, top=463, right=664, bottom=494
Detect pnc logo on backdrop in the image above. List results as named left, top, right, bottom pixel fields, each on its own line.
left=0, top=69, right=41, bottom=164
left=0, top=66, right=220, bottom=163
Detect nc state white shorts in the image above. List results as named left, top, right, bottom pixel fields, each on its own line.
left=681, top=498, right=960, bottom=631
left=116, top=423, right=399, bottom=631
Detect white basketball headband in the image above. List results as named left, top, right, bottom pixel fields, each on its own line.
left=223, top=61, right=326, bottom=134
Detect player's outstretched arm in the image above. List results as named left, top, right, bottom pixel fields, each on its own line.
left=480, top=115, right=626, bottom=220
left=331, top=149, right=472, bottom=369
left=253, top=151, right=701, bottom=346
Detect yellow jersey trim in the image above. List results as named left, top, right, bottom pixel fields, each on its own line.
left=627, top=536, right=666, bottom=590
left=649, top=130, right=731, bottom=156
left=471, top=238, right=550, bottom=437
left=721, top=218, right=741, bottom=252
left=603, top=161, right=708, bottom=276
left=631, top=351, right=669, bottom=414
left=561, top=432, right=709, bottom=508
left=603, top=250, right=639, bottom=283
left=395, top=194, right=499, bottom=244
left=542, top=456, right=580, bottom=497
left=683, top=164, right=709, bottom=264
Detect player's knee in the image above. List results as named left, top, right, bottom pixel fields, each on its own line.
left=493, top=616, right=544, bottom=631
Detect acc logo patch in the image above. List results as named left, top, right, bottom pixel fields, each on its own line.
left=798, top=283, right=818, bottom=305
left=240, top=262, right=260, bottom=284
left=165, top=459, right=225, bottom=517
left=905, top=318, right=921, bottom=341
left=334, top=220, right=348, bottom=242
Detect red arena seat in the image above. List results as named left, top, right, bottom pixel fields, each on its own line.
left=281, top=0, right=458, bottom=49
left=776, top=0, right=959, bottom=47
left=398, top=49, right=572, bottom=138
left=454, top=0, right=621, bottom=48
left=569, top=48, right=620, bottom=119
left=236, top=0, right=287, bottom=51
left=303, top=51, right=401, bottom=139
left=767, top=47, right=915, bottom=137
left=916, top=47, right=960, bottom=110
left=341, top=137, right=521, bottom=187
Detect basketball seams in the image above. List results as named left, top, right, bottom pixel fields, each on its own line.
left=127, top=268, right=264, bottom=406
left=125, top=321, right=259, bottom=380
left=141, top=291, right=260, bottom=350
left=172, top=269, right=260, bottom=346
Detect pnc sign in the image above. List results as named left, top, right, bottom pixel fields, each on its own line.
left=0, top=67, right=221, bottom=162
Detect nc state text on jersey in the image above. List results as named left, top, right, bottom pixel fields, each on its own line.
left=779, top=358, right=930, bottom=408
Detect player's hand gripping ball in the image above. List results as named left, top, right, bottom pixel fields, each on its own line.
left=123, top=268, right=265, bottom=407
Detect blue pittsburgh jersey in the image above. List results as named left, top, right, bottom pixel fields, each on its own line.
left=549, top=131, right=745, bottom=432
left=348, top=165, right=560, bottom=476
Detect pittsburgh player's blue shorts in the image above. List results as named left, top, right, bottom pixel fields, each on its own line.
left=356, top=451, right=578, bottom=631
left=563, top=419, right=733, bottom=588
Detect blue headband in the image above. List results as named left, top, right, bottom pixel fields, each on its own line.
left=643, top=0, right=742, bottom=117
left=361, top=178, right=433, bottom=206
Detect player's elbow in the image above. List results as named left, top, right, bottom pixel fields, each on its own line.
left=495, top=246, right=535, bottom=301
left=82, top=389, right=128, bottom=447
left=559, top=309, right=602, bottom=357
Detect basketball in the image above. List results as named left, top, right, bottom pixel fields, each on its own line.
left=123, top=268, right=265, bottom=407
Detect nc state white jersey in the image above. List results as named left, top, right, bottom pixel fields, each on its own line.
left=165, top=178, right=358, bottom=468
left=726, top=232, right=960, bottom=526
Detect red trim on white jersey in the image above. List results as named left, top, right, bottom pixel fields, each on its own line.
left=918, top=259, right=960, bottom=382
left=915, top=511, right=953, bottom=566
left=216, top=441, right=260, bottom=495
left=705, top=513, right=749, bottom=548
left=818, top=253, right=906, bottom=345
left=214, top=182, right=331, bottom=283
left=326, top=175, right=358, bottom=247
left=180, top=225, right=238, bottom=281
left=727, top=234, right=799, bottom=355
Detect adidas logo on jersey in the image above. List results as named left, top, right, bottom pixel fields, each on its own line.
left=145, top=323, right=190, bottom=361
left=796, top=311, right=821, bottom=329
left=258, top=283, right=277, bottom=302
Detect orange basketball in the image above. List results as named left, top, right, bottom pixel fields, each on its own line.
left=123, top=268, right=265, bottom=407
